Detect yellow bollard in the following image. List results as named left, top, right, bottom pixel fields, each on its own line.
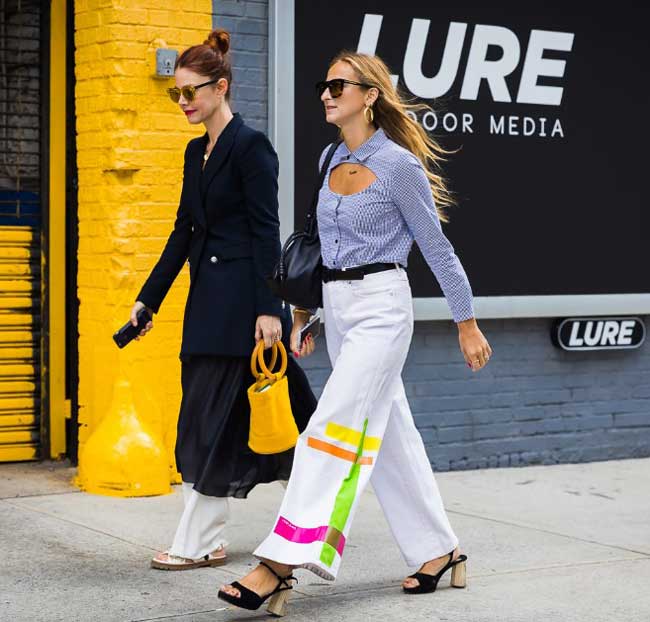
left=76, top=375, right=171, bottom=497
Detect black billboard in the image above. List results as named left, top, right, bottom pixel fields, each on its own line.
left=289, top=3, right=650, bottom=309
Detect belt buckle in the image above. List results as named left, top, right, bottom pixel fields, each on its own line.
left=342, top=266, right=363, bottom=281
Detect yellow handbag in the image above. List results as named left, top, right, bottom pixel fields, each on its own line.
left=247, top=340, right=299, bottom=454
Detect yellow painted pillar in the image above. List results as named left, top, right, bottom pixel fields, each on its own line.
left=49, top=0, right=68, bottom=458
left=74, top=1, right=212, bottom=487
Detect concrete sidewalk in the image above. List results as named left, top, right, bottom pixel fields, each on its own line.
left=1, top=458, right=649, bottom=622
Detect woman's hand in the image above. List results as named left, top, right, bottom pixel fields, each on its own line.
left=130, top=301, right=154, bottom=339
left=290, top=310, right=316, bottom=358
left=458, top=318, right=492, bottom=372
left=255, top=315, right=282, bottom=349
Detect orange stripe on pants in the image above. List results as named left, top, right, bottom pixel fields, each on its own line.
left=307, top=437, right=373, bottom=465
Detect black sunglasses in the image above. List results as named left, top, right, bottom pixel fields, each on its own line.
left=167, top=79, right=219, bottom=103
left=315, top=78, right=376, bottom=99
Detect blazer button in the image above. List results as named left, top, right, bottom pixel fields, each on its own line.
left=210, top=256, right=218, bottom=264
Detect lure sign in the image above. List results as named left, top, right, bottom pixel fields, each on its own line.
left=553, top=318, right=646, bottom=351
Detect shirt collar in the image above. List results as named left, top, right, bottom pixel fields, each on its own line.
left=335, top=127, right=388, bottom=164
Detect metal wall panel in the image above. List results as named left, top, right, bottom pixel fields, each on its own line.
left=0, top=0, right=42, bottom=461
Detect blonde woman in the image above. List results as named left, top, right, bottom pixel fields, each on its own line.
left=218, top=51, right=492, bottom=614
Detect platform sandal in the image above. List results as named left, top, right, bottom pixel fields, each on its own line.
left=403, top=550, right=468, bottom=594
left=151, top=545, right=227, bottom=570
left=218, top=561, right=296, bottom=617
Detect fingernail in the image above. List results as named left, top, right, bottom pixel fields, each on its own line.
left=467, top=363, right=472, bottom=368
left=293, top=352, right=299, bottom=358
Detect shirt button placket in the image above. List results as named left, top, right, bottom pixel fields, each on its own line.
left=333, top=196, right=342, bottom=266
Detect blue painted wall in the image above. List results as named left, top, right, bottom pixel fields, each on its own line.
left=213, top=0, right=269, bottom=132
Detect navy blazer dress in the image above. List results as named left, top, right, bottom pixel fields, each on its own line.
left=135, top=114, right=315, bottom=498
left=137, top=113, right=292, bottom=357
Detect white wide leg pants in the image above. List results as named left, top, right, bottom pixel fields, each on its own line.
left=254, top=268, right=458, bottom=580
left=168, top=482, right=230, bottom=559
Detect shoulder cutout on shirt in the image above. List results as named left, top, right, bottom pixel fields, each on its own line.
left=328, top=163, right=377, bottom=196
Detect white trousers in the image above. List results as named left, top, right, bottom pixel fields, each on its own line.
left=168, top=483, right=229, bottom=559
left=254, top=268, right=458, bottom=580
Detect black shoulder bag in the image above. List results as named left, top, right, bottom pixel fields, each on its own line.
left=268, top=141, right=341, bottom=309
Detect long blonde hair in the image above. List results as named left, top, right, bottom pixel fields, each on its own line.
left=330, top=51, right=454, bottom=220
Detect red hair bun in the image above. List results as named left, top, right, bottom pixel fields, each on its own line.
left=205, top=28, right=230, bottom=55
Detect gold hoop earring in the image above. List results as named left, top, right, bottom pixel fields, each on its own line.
left=364, top=105, right=374, bottom=124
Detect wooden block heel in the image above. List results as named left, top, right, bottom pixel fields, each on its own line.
left=267, top=587, right=292, bottom=617
left=403, top=550, right=469, bottom=595
left=218, top=561, right=295, bottom=613
left=450, top=558, right=466, bottom=588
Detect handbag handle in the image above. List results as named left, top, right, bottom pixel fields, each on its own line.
left=250, top=340, right=287, bottom=382
left=258, top=340, right=288, bottom=381
left=250, top=340, right=278, bottom=381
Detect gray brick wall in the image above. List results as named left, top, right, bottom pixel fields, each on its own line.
left=299, top=317, right=650, bottom=471
left=0, top=6, right=40, bottom=192
left=211, top=1, right=650, bottom=471
left=212, top=0, right=269, bottom=132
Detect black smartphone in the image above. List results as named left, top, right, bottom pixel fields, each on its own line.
left=113, top=307, right=152, bottom=349
left=299, top=315, right=320, bottom=347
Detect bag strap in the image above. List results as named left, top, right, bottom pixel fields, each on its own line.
left=305, top=140, right=342, bottom=233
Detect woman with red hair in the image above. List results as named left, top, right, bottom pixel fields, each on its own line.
left=131, top=28, right=316, bottom=571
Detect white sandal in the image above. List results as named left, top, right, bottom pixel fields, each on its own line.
left=151, top=546, right=227, bottom=570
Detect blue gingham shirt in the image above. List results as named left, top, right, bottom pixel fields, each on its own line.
left=317, top=128, right=475, bottom=323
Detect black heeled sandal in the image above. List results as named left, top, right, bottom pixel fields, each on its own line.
left=403, top=550, right=468, bottom=594
left=217, top=560, right=296, bottom=616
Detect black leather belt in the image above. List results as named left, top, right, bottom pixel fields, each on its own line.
left=321, top=262, right=403, bottom=283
